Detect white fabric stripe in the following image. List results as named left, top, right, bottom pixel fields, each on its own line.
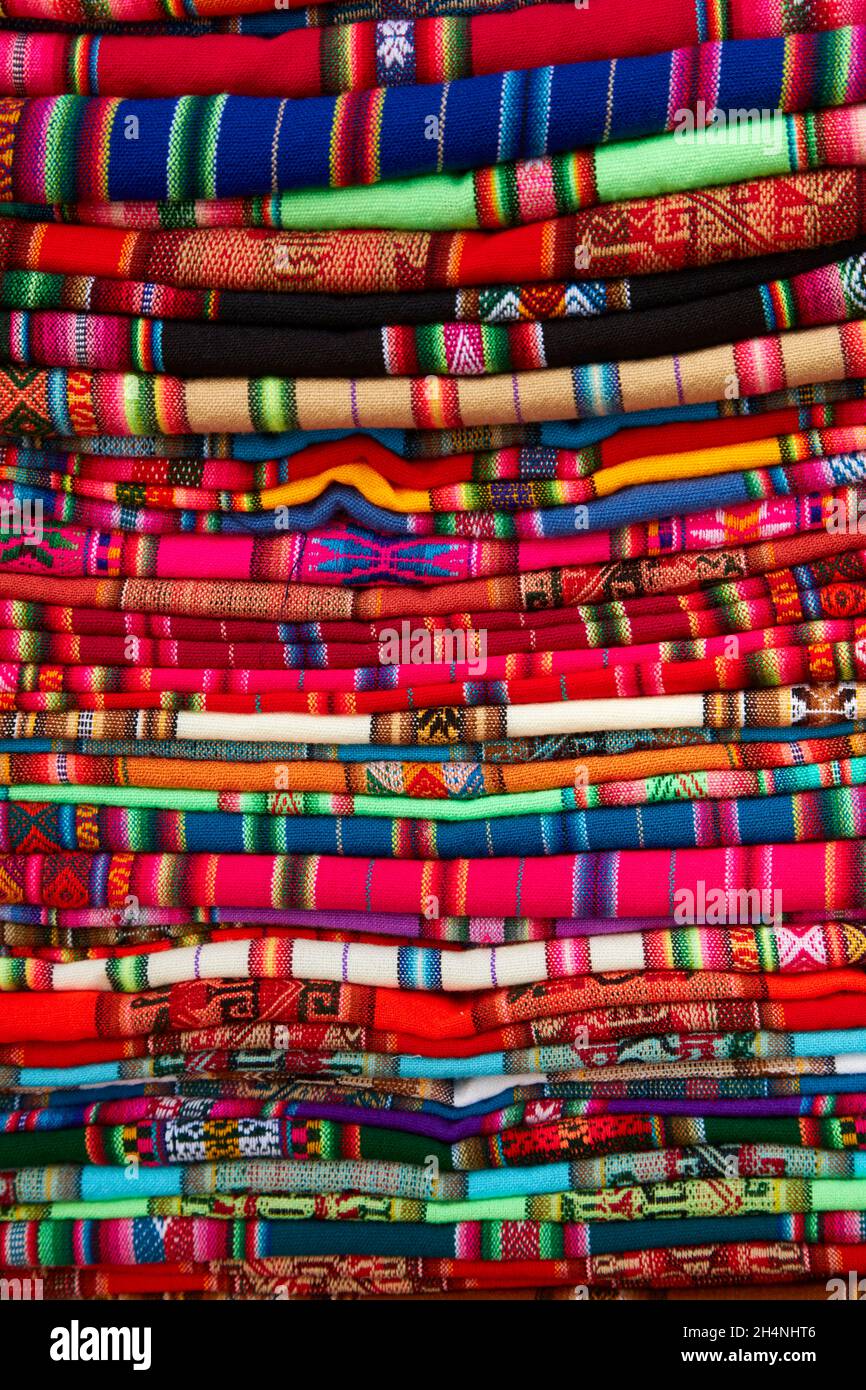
left=292, top=939, right=401, bottom=991
left=453, top=1075, right=543, bottom=1106
left=587, top=932, right=646, bottom=972
left=171, top=695, right=707, bottom=744
left=505, top=696, right=706, bottom=734
left=175, top=711, right=373, bottom=743
left=25, top=939, right=549, bottom=993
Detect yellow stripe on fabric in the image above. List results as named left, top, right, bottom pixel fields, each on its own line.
left=257, top=464, right=430, bottom=513
left=252, top=432, right=850, bottom=511
left=590, top=437, right=791, bottom=497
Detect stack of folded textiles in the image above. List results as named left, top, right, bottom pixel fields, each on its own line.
left=6, top=0, right=866, bottom=1305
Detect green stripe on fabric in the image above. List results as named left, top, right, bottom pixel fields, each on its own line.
left=595, top=114, right=793, bottom=205
left=195, top=93, right=228, bottom=203
left=247, top=377, right=298, bottom=433
left=165, top=96, right=200, bottom=203
left=44, top=97, right=89, bottom=204
left=818, top=28, right=853, bottom=110
left=269, top=171, right=480, bottom=231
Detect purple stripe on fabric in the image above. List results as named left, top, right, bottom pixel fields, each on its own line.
left=672, top=355, right=685, bottom=405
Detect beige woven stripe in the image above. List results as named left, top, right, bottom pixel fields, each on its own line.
left=162, top=321, right=866, bottom=432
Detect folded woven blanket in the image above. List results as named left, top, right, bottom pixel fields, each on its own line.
left=7, top=1084, right=866, bottom=1130
left=7, top=1072, right=866, bottom=1126
left=3, top=743, right=866, bottom=811
left=7, top=1148, right=866, bottom=1203
left=2, top=172, right=859, bottom=296
left=8, top=726, right=866, bottom=799
left=0, top=595, right=856, bottom=664
left=7, top=1175, right=866, bottom=1228
left=0, top=0, right=315, bottom=19
left=7, top=992, right=866, bottom=1060
left=8, top=963, right=864, bottom=1047
left=5, top=679, right=866, bottom=738
left=4, top=1114, right=860, bottom=1172
left=8, top=0, right=866, bottom=40
left=39, top=384, right=866, bottom=470
left=4, top=915, right=860, bottom=955
left=5, top=1135, right=866, bottom=1203
left=10, top=714, right=865, bottom=768
left=7, top=1042, right=866, bottom=1094
left=0, top=839, right=859, bottom=918
left=1, top=1211, right=865, bottom=1263
left=5, top=1060, right=866, bottom=1102
left=2, top=9, right=854, bottom=97
left=5, top=939, right=866, bottom=995
left=6, top=1244, right=864, bottom=1295
left=5, top=1077, right=866, bottom=1139
left=11, top=995, right=866, bottom=1058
